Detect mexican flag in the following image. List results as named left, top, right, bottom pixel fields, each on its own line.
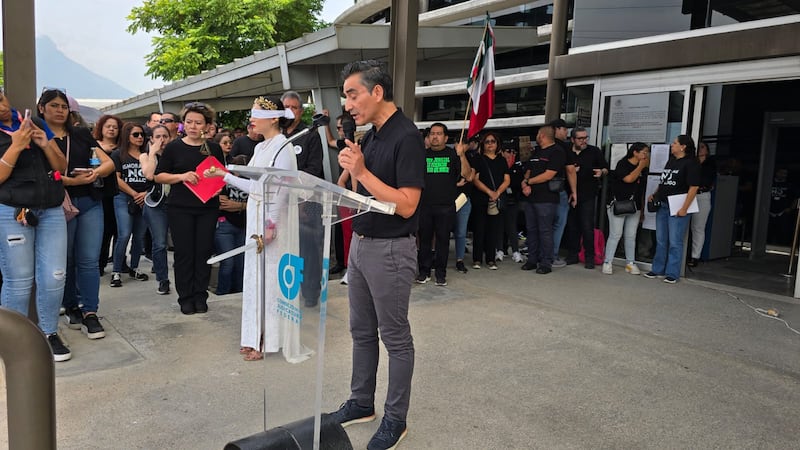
left=467, top=16, right=495, bottom=139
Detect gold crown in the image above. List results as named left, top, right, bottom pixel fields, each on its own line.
left=254, top=96, right=278, bottom=111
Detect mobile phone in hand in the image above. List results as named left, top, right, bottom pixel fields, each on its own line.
left=69, top=168, right=93, bottom=176
left=22, top=109, right=31, bottom=129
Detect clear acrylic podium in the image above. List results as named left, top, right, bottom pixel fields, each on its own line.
left=211, top=165, right=395, bottom=450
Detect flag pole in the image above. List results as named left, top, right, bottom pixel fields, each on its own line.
left=459, top=16, right=491, bottom=144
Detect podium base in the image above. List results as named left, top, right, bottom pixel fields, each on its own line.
left=224, top=413, right=353, bottom=450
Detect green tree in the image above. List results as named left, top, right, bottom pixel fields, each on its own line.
left=127, top=0, right=327, bottom=81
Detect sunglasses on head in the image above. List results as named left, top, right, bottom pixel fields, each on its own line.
left=185, top=102, right=207, bottom=110
left=160, top=118, right=176, bottom=124
left=41, top=86, right=67, bottom=96
left=131, top=132, right=144, bottom=138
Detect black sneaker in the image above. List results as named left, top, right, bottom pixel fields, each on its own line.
left=81, top=314, right=106, bottom=340
left=663, top=276, right=678, bottom=284
left=157, top=279, right=171, bottom=295
left=367, top=417, right=407, bottom=450
left=535, top=266, right=552, bottom=274
left=435, top=277, right=447, bottom=286
left=48, top=333, right=72, bottom=362
left=329, top=399, right=376, bottom=428
left=455, top=261, right=468, bottom=273
left=130, top=269, right=149, bottom=281
left=110, top=272, right=122, bottom=287
left=521, top=261, right=537, bottom=271
left=643, top=271, right=662, bottom=279
left=65, top=306, right=83, bottom=330
left=415, top=274, right=430, bottom=284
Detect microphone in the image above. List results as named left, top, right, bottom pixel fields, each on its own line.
left=270, top=113, right=330, bottom=166
left=341, top=111, right=356, bottom=143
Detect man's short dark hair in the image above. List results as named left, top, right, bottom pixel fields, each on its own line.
left=430, top=122, right=448, bottom=134
left=341, top=60, right=394, bottom=101
left=149, top=111, right=162, bottom=121
left=570, top=127, right=587, bottom=138
left=549, top=118, right=567, bottom=129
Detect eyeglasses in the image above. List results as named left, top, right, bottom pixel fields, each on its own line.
left=160, top=118, right=176, bottom=124
left=484, top=139, right=497, bottom=144
left=131, top=132, right=144, bottom=138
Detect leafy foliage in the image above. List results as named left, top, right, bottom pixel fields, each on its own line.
left=127, top=0, right=327, bottom=81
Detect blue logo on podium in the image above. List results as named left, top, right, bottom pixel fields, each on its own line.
left=278, top=253, right=304, bottom=300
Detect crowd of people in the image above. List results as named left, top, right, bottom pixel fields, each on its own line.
left=0, top=60, right=721, bottom=450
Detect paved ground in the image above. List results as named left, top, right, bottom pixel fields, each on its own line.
left=1, top=250, right=799, bottom=449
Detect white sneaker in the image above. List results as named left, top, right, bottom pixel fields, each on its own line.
left=625, top=263, right=640, bottom=275
left=602, top=263, right=613, bottom=274
left=512, top=251, right=523, bottom=263
left=495, top=250, right=505, bottom=262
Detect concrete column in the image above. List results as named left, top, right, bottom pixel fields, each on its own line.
left=2, top=0, right=37, bottom=110
left=389, top=0, right=419, bottom=119
left=544, top=0, right=568, bottom=122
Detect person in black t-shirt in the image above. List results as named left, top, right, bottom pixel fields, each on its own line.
left=416, top=122, right=468, bottom=286
left=109, top=123, right=150, bottom=288
left=688, top=141, right=717, bottom=265
left=472, top=131, right=511, bottom=270
left=603, top=142, right=649, bottom=275
left=154, top=102, right=225, bottom=314
left=229, top=123, right=263, bottom=160
left=564, top=127, right=608, bottom=269
left=520, top=125, right=565, bottom=274
left=329, top=60, right=424, bottom=449
left=644, top=135, right=701, bottom=283
left=549, top=119, right=578, bottom=268
left=768, top=167, right=798, bottom=246
left=213, top=131, right=247, bottom=295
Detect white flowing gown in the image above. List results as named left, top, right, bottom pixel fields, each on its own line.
left=223, top=134, right=313, bottom=363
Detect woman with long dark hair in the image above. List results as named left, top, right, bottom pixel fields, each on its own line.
left=644, top=135, right=701, bottom=283
left=38, top=88, right=115, bottom=339
left=0, top=88, right=70, bottom=360
left=140, top=124, right=171, bottom=295
left=109, top=122, right=150, bottom=288
left=602, top=142, right=649, bottom=275
left=154, top=102, right=223, bottom=315
left=471, top=131, right=510, bottom=270
left=93, top=114, right=122, bottom=275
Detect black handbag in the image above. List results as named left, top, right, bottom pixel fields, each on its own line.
left=646, top=199, right=661, bottom=212
left=128, top=197, right=142, bottom=215
left=547, top=176, right=566, bottom=193
left=612, top=197, right=637, bottom=215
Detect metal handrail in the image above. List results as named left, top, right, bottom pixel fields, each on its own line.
left=0, top=307, right=56, bottom=449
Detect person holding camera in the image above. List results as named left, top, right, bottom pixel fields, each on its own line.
left=0, top=88, right=70, bottom=360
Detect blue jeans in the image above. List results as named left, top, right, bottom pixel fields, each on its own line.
left=214, top=218, right=245, bottom=294
left=143, top=203, right=169, bottom=282
left=113, top=194, right=147, bottom=273
left=652, top=206, right=691, bottom=280
left=553, top=190, right=569, bottom=259
left=454, top=196, right=471, bottom=260
left=0, top=204, right=66, bottom=335
left=63, top=195, right=103, bottom=313
left=604, top=205, right=639, bottom=264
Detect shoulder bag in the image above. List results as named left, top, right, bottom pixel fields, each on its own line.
left=612, top=195, right=637, bottom=215
left=483, top=157, right=506, bottom=216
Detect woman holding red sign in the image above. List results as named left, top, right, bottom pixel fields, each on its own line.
left=154, top=102, right=223, bottom=315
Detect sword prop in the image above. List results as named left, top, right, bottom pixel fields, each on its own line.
left=207, top=234, right=264, bottom=264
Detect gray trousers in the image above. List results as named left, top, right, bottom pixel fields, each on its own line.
left=347, top=233, right=416, bottom=422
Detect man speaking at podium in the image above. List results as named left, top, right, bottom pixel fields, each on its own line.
left=331, top=60, right=425, bottom=450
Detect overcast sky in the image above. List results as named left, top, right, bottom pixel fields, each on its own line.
left=1, top=0, right=355, bottom=96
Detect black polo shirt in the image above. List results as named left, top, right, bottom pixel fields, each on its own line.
left=352, top=110, right=426, bottom=238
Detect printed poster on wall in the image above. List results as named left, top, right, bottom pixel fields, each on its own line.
left=608, top=92, right=669, bottom=144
